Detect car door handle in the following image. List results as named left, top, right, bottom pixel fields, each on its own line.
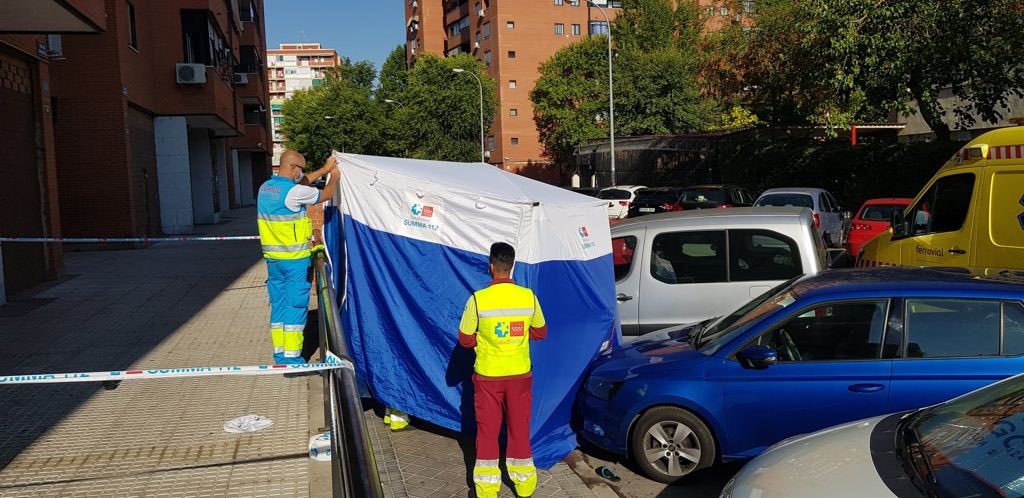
left=848, top=383, right=885, bottom=393
left=948, top=247, right=967, bottom=255
left=616, top=293, right=633, bottom=302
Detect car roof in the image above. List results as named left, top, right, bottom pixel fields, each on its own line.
left=600, top=185, right=644, bottom=190
left=860, top=197, right=913, bottom=205
left=611, top=207, right=810, bottom=231
left=682, top=184, right=740, bottom=190
left=792, top=267, right=1024, bottom=299
left=758, top=187, right=830, bottom=196
left=637, top=187, right=683, bottom=192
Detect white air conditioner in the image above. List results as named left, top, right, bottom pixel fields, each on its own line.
left=233, top=73, right=249, bottom=85
left=474, top=41, right=480, bottom=49
left=412, top=0, right=418, bottom=8
left=176, top=63, right=207, bottom=84
left=478, top=8, right=485, bottom=16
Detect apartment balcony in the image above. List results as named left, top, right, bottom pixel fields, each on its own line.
left=240, top=20, right=263, bottom=49
left=168, top=68, right=242, bottom=136
left=231, top=119, right=271, bottom=152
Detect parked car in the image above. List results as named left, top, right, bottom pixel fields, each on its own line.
left=721, top=373, right=1024, bottom=498
left=678, top=184, right=755, bottom=210
left=611, top=207, right=827, bottom=336
left=859, top=125, right=1024, bottom=271
left=755, top=188, right=846, bottom=247
left=567, top=187, right=601, bottom=197
left=845, top=198, right=913, bottom=258
left=627, top=188, right=686, bottom=217
left=599, top=185, right=647, bottom=219
left=579, top=267, right=1024, bottom=483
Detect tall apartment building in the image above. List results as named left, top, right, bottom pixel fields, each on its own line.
left=405, top=0, right=621, bottom=175
left=266, top=43, right=341, bottom=167
left=49, top=0, right=273, bottom=238
left=405, top=0, right=754, bottom=177
left=0, top=0, right=106, bottom=303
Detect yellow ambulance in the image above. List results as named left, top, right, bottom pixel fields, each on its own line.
left=857, top=124, right=1024, bottom=270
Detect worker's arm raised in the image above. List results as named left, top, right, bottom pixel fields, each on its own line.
left=300, top=156, right=338, bottom=185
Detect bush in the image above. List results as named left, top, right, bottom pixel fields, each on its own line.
left=719, top=140, right=964, bottom=210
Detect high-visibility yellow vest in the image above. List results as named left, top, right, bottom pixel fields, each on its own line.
left=472, top=283, right=539, bottom=377
left=256, top=176, right=314, bottom=260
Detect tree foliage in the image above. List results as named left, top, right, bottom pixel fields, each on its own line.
left=279, top=65, right=384, bottom=166
left=279, top=50, right=496, bottom=164
left=705, top=0, right=1024, bottom=139
left=532, top=0, right=711, bottom=169
left=400, top=54, right=497, bottom=162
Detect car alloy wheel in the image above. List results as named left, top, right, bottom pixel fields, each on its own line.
left=643, top=421, right=701, bottom=477
left=631, top=406, right=716, bottom=483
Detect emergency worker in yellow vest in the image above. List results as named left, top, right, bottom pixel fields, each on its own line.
left=257, top=150, right=339, bottom=364
left=458, top=242, right=547, bottom=498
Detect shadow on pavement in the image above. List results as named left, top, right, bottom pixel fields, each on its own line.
left=0, top=215, right=264, bottom=472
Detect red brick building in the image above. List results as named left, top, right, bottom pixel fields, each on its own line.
left=0, top=0, right=106, bottom=303
left=0, top=0, right=272, bottom=304
left=50, top=0, right=273, bottom=237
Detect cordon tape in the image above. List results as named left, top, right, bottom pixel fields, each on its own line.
left=0, top=352, right=353, bottom=385
left=0, top=236, right=261, bottom=243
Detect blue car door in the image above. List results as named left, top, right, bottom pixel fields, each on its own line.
left=722, top=299, right=896, bottom=458
left=888, top=298, right=1024, bottom=413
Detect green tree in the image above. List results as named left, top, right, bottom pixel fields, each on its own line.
left=280, top=64, right=384, bottom=165
left=531, top=37, right=610, bottom=180
left=531, top=0, right=710, bottom=173
left=714, top=0, right=1024, bottom=139
left=401, top=54, right=497, bottom=162
left=376, top=45, right=410, bottom=157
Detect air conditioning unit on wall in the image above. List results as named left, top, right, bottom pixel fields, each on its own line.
left=176, top=63, right=207, bottom=84
left=233, top=73, right=249, bottom=85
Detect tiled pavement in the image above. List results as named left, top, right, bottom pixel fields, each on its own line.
left=0, top=209, right=325, bottom=497
left=366, top=409, right=597, bottom=498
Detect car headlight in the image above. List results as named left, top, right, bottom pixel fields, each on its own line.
left=585, top=377, right=624, bottom=401
left=718, top=477, right=736, bottom=498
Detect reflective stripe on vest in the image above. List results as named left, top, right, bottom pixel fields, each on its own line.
left=256, top=176, right=313, bottom=260
left=473, top=283, right=537, bottom=377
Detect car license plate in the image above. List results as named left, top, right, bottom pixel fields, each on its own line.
left=639, top=207, right=655, bottom=213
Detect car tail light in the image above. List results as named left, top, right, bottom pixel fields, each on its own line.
left=813, top=213, right=821, bottom=229
left=660, top=203, right=684, bottom=211
left=717, top=204, right=733, bottom=209
left=618, top=201, right=629, bottom=207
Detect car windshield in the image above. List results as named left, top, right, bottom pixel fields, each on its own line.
left=635, top=190, right=680, bottom=203
left=756, top=193, right=814, bottom=209
left=598, top=189, right=631, bottom=200
left=680, top=188, right=726, bottom=204
left=860, top=204, right=904, bottom=221
left=900, top=375, right=1024, bottom=497
left=695, top=277, right=802, bottom=352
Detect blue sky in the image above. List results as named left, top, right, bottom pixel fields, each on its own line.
left=265, top=0, right=405, bottom=70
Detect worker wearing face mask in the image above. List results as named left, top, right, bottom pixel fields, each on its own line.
left=257, top=150, right=339, bottom=364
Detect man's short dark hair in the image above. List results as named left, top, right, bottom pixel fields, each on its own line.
left=489, top=242, right=515, bottom=273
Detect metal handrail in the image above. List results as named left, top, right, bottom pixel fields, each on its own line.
left=314, top=253, right=384, bottom=498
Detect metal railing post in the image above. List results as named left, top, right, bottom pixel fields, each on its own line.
left=314, top=253, right=384, bottom=498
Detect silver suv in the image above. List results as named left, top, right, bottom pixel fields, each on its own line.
left=612, top=207, right=827, bottom=335
left=754, top=188, right=846, bottom=247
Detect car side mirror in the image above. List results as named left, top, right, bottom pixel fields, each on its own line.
left=891, top=209, right=908, bottom=239
left=737, top=345, right=778, bottom=370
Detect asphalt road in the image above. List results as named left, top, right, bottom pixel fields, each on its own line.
left=577, top=445, right=745, bottom=498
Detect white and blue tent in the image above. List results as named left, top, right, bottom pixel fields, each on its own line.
left=322, top=153, right=618, bottom=468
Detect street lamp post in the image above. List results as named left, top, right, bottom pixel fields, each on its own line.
left=452, top=68, right=486, bottom=163
left=588, top=1, right=616, bottom=186
left=323, top=115, right=343, bottom=153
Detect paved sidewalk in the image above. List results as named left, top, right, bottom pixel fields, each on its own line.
left=364, top=409, right=597, bottom=498
left=0, top=209, right=325, bottom=497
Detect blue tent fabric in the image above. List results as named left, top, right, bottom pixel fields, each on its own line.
left=323, top=153, right=618, bottom=469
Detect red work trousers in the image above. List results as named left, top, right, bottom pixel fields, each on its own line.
left=473, top=375, right=532, bottom=460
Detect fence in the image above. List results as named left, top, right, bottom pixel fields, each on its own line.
left=314, top=252, right=384, bottom=498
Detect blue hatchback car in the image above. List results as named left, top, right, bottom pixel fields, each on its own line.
left=578, top=267, right=1024, bottom=483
